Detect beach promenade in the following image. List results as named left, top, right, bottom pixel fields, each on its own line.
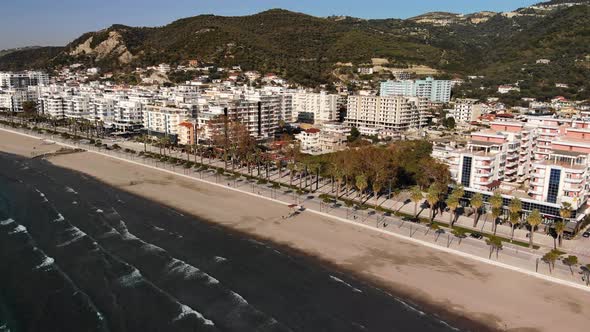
left=2, top=126, right=590, bottom=331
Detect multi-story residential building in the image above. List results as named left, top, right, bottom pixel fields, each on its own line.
left=178, top=121, right=196, bottom=146
left=291, top=91, right=339, bottom=124
left=380, top=77, right=452, bottom=103
left=295, top=122, right=350, bottom=155
left=296, top=128, right=321, bottom=154
left=0, top=71, right=49, bottom=89
left=0, top=89, right=30, bottom=113
left=346, top=95, right=429, bottom=132
left=447, top=99, right=490, bottom=123
left=113, top=100, right=143, bottom=131
left=39, top=94, right=68, bottom=119
left=143, top=105, right=191, bottom=138
left=434, top=117, right=590, bottom=224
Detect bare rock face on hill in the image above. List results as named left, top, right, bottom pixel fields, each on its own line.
left=70, top=30, right=134, bottom=64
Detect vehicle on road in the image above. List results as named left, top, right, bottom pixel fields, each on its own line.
left=470, top=232, right=483, bottom=239
left=583, top=231, right=590, bottom=238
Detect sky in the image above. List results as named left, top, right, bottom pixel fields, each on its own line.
left=0, top=0, right=539, bottom=50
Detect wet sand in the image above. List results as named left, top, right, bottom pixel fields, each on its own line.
left=2, top=129, right=590, bottom=332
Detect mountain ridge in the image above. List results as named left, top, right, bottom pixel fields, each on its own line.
left=1, top=2, right=589, bottom=100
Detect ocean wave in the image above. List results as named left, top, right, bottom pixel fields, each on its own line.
left=8, top=225, right=27, bottom=235
left=34, top=256, right=55, bottom=270
left=53, top=213, right=65, bottom=222
left=65, top=187, right=78, bottom=194
left=0, top=218, right=14, bottom=226
left=117, top=269, right=143, bottom=287
left=393, top=297, right=426, bottom=316
left=213, top=256, right=227, bottom=263
left=230, top=291, right=249, bottom=305
left=166, top=259, right=220, bottom=285
left=174, top=304, right=214, bottom=326
left=329, top=275, right=363, bottom=293
left=56, top=227, right=86, bottom=247
left=34, top=189, right=49, bottom=203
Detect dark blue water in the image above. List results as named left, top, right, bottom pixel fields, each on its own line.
left=0, top=151, right=479, bottom=332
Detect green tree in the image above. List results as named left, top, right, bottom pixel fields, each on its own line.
left=355, top=174, right=368, bottom=200
left=470, top=193, right=484, bottom=227
left=559, top=202, right=572, bottom=223
left=562, top=255, right=578, bottom=276
left=489, top=191, right=504, bottom=235
left=486, top=236, right=503, bottom=259
left=446, top=195, right=459, bottom=226
left=542, top=250, right=559, bottom=274
left=554, top=221, right=566, bottom=249
left=410, top=186, right=423, bottom=219
left=426, top=184, right=441, bottom=222
left=527, top=209, right=542, bottom=249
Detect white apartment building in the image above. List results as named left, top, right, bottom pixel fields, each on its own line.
left=295, top=122, right=350, bottom=155
left=346, top=95, right=429, bottom=132
left=113, top=100, right=143, bottom=131
left=143, top=105, right=191, bottom=137
left=447, top=99, right=490, bottom=123
left=434, top=118, right=590, bottom=223
left=380, top=77, right=452, bottom=103
left=291, top=91, right=339, bottom=124
left=0, top=71, right=49, bottom=89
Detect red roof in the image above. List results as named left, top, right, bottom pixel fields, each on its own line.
left=179, top=122, right=194, bottom=129
left=305, top=128, right=320, bottom=134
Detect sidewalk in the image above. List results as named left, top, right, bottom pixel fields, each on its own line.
left=3, top=125, right=590, bottom=291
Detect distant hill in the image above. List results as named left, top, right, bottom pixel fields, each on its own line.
left=1, top=2, right=589, bottom=100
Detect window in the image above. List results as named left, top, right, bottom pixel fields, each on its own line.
left=461, top=156, right=472, bottom=187
left=547, top=168, right=561, bottom=204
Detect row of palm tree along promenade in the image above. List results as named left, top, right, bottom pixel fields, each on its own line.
left=1, top=113, right=590, bottom=290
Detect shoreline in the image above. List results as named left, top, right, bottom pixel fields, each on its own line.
left=2, top=128, right=590, bottom=331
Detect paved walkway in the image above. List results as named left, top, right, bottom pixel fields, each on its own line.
left=3, top=125, right=590, bottom=292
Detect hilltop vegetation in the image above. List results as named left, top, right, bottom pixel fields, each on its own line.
left=1, top=2, right=589, bottom=99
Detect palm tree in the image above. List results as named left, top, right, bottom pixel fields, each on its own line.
left=507, top=198, right=522, bottom=241
left=486, top=236, right=503, bottom=259
left=470, top=193, right=483, bottom=227
left=446, top=195, right=459, bottom=226
left=562, top=255, right=578, bottom=276
left=542, top=250, right=559, bottom=274
left=426, top=184, right=441, bottom=222
left=559, top=202, right=572, bottom=223
left=410, top=186, right=423, bottom=219
left=554, top=221, right=566, bottom=249
left=452, top=229, right=467, bottom=245
left=355, top=174, right=368, bottom=201
left=489, top=191, right=504, bottom=235
left=527, top=209, right=542, bottom=249
left=507, top=212, right=520, bottom=242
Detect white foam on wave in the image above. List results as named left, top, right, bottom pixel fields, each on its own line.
left=35, top=256, right=55, bottom=270
left=213, top=256, right=227, bottom=263
left=141, top=243, right=166, bottom=254
left=152, top=225, right=165, bottom=231
left=95, top=209, right=103, bottom=213
left=329, top=275, right=363, bottom=293
left=65, top=187, right=78, bottom=194
left=8, top=225, right=27, bottom=234
left=56, top=227, right=86, bottom=247
left=53, top=213, right=65, bottom=222
left=35, top=189, right=49, bottom=203
left=230, top=291, right=249, bottom=304
left=174, top=304, right=214, bottom=326
left=166, top=259, right=220, bottom=285
left=0, top=218, right=14, bottom=226
left=117, top=269, right=143, bottom=287
left=393, top=297, right=426, bottom=316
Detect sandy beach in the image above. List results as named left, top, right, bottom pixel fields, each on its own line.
left=2, top=129, right=590, bottom=332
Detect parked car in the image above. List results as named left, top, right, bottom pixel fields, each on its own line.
left=470, top=232, right=483, bottom=240
left=583, top=231, right=590, bottom=238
